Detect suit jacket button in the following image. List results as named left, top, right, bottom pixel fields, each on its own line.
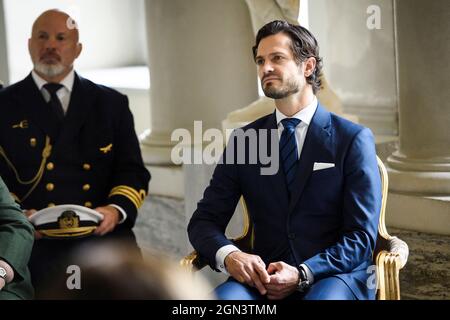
left=46, top=183, right=55, bottom=191
left=83, top=163, right=91, bottom=171
left=83, top=184, right=91, bottom=191
left=85, top=201, right=93, bottom=208
left=48, top=203, right=56, bottom=207
left=46, top=162, right=54, bottom=171
left=288, top=233, right=296, bottom=240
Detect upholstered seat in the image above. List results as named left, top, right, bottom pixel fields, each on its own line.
left=181, top=156, right=409, bottom=300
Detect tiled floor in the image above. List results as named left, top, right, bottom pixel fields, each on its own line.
left=390, top=228, right=450, bottom=300
left=134, top=195, right=187, bottom=260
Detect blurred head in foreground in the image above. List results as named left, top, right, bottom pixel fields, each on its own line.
left=39, top=241, right=214, bottom=300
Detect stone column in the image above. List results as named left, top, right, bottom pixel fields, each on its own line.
left=141, top=0, right=258, bottom=166
left=386, top=0, right=450, bottom=235
left=0, top=0, right=9, bottom=85
left=140, top=2, right=258, bottom=280
left=308, top=0, right=398, bottom=138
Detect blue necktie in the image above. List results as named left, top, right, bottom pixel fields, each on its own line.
left=280, top=118, right=301, bottom=194
left=44, top=83, right=64, bottom=121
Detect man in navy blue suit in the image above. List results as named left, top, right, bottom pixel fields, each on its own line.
left=188, top=20, right=381, bottom=300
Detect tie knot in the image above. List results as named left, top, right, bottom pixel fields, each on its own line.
left=44, top=83, right=63, bottom=95
left=281, top=118, right=301, bottom=130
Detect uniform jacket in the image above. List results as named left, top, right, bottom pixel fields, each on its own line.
left=0, top=73, right=150, bottom=234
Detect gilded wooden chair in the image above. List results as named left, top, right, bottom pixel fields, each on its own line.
left=181, top=156, right=409, bottom=300
left=372, top=156, right=409, bottom=299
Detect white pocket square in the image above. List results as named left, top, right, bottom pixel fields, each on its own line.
left=313, top=162, right=335, bottom=171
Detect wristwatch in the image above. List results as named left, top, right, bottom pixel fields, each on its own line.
left=0, top=267, right=7, bottom=282
left=296, top=265, right=310, bottom=292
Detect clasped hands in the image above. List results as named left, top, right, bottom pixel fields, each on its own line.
left=225, top=251, right=300, bottom=300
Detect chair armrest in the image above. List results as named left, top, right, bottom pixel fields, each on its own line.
left=377, top=235, right=409, bottom=268
left=375, top=236, right=409, bottom=300
left=180, top=235, right=253, bottom=272
left=180, top=250, right=208, bottom=271
left=387, top=236, right=409, bottom=269
left=181, top=197, right=254, bottom=272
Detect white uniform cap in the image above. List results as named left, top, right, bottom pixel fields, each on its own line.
left=29, top=204, right=103, bottom=239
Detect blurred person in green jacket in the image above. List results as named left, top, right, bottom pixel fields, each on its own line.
left=0, top=177, right=34, bottom=299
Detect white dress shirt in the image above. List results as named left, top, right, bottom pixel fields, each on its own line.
left=31, top=70, right=74, bottom=114
left=215, top=96, right=318, bottom=283
left=275, top=96, right=318, bottom=159
left=31, top=70, right=127, bottom=224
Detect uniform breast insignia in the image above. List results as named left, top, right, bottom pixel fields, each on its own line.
left=58, top=210, right=80, bottom=229
left=12, top=120, right=29, bottom=129
left=100, top=143, right=113, bottom=154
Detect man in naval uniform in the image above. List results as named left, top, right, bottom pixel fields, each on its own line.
left=0, top=9, right=150, bottom=297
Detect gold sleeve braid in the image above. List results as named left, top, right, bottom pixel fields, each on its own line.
left=109, top=185, right=147, bottom=209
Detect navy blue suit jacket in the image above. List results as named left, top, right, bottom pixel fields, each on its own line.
left=188, top=103, right=381, bottom=300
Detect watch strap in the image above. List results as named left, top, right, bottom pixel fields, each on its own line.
left=296, top=265, right=310, bottom=292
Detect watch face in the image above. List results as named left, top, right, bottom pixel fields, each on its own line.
left=0, top=267, right=6, bottom=278
left=297, top=280, right=310, bottom=292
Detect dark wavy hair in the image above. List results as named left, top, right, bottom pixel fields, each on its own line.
left=252, top=20, right=323, bottom=94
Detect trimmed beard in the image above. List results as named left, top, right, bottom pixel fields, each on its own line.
left=262, top=78, right=300, bottom=99
left=34, top=62, right=66, bottom=78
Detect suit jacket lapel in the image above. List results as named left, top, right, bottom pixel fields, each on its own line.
left=16, top=74, right=61, bottom=141
left=288, top=104, right=333, bottom=213
left=260, top=112, right=290, bottom=210
left=53, top=73, right=96, bottom=152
